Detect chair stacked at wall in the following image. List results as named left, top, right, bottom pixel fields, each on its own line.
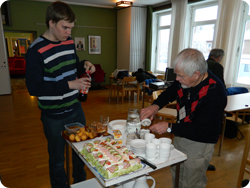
left=91, top=64, right=106, bottom=88
left=237, top=128, right=250, bottom=188
left=117, top=76, right=139, bottom=103
left=8, top=57, right=26, bottom=75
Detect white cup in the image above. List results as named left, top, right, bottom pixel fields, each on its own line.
left=146, top=151, right=158, bottom=158
left=152, top=138, right=161, bottom=147
left=139, top=129, right=150, bottom=139
left=159, top=151, right=170, bottom=157
left=160, top=143, right=171, bottom=151
left=159, top=137, right=172, bottom=144
left=146, top=143, right=157, bottom=152
left=146, top=156, right=156, bottom=161
left=145, top=133, right=155, bottom=143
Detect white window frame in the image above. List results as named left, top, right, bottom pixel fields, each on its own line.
left=188, top=1, right=218, bottom=58
left=151, top=9, right=172, bottom=74
left=235, top=1, right=250, bottom=87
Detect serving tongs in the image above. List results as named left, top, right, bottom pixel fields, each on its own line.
left=137, top=156, right=157, bottom=170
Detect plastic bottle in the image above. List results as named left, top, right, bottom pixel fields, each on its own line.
left=78, top=71, right=91, bottom=102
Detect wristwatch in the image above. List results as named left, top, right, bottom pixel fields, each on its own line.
left=167, top=123, right=172, bottom=133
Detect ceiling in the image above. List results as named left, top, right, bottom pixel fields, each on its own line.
left=33, top=0, right=171, bottom=9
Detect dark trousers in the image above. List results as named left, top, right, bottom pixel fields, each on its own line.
left=41, top=105, right=86, bottom=188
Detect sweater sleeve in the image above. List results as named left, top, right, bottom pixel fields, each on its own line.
left=152, top=81, right=179, bottom=109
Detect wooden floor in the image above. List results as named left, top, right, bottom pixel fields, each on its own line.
left=0, top=78, right=250, bottom=188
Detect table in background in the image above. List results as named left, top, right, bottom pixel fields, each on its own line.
left=109, top=76, right=123, bottom=103
left=65, top=138, right=187, bottom=188
left=219, top=93, right=250, bottom=156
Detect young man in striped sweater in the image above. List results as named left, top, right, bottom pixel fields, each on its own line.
left=26, top=1, right=95, bottom=187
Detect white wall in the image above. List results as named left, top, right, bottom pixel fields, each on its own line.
left=0, top=9, right=11, bottom=95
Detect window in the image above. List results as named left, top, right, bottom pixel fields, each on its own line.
left=236, top=2, right=250, bottom=86
left=152, top=11, right=172, bottom=73
left=189, top=2, right=218, bottom=59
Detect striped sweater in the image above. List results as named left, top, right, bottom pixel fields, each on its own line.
left=26, top=36, right=85, bottom=119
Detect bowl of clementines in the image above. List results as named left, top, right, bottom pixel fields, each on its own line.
left=64, top=122, right=98, bottom=142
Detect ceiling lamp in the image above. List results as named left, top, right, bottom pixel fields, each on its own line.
left=116, top=1, right=133, bottom=7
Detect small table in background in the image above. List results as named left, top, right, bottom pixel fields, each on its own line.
left=219, top=93, right=250, bottom=156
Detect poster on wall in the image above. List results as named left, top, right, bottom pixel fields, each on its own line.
left=88, top=35, right=101, bottom=54
left=74, top=37, right=85, bottom=51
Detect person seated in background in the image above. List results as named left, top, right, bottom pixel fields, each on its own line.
left=207, top=48, right=248, bottom=95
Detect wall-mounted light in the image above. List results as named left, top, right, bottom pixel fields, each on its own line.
left=116, top=1, right=133, bottom=7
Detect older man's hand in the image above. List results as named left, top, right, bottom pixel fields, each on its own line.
left=149, top=122, right=169, bottom=134
left=140, top=104, right=160, bottom=121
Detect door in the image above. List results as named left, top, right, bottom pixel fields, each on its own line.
left=0, top=9, right=11, bottom=95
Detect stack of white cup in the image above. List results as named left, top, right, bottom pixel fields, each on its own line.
left=144, top=133, right=155, bottom=143
left=145, top=143, right=158, bottom=161
left=152, top=138, right=161, bottom=153
left=139, top=129, right=150, bottom=139
left=159, top=137, right=172, bottom=161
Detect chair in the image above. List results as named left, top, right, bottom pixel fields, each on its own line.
left=8, top=57, right=14, bottom=68
left=237, top=128, right=250, bottom=188
left=156, top=74, right=165, bottom=80
left=117, top=76, right=139, bottom=103
left=9, top=57, right=26, bottom=75
left=91, top=64, right=106, bottom=88
left=153, top=108, right=177, bottom=124
left=166, top=100, right=177, bottom=109
left=142, top=89, right=163, bottom=108
left=109, top=74, right=122, bottom=100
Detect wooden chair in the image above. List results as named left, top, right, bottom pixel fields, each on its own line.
left=117, top=76, right=139, bottom=103
left=153, top=108, right=177, bottom=124
left=109, top=75, right=122, bottom=99
left=237, top=128, right=250, bottom=188
left=156, top=74, right=165, bottom=80
left=142, top=89, right=163, bottom=108
left=166, top=100, right=177, bottom=109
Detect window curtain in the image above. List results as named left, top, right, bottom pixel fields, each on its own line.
left=169, top=0, right=188, bottom=66
left=130, top=7, right=147, bottom=72
left=213, top=0, right=243, bottom=86
left=145, top=6, right=153, bottom=71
